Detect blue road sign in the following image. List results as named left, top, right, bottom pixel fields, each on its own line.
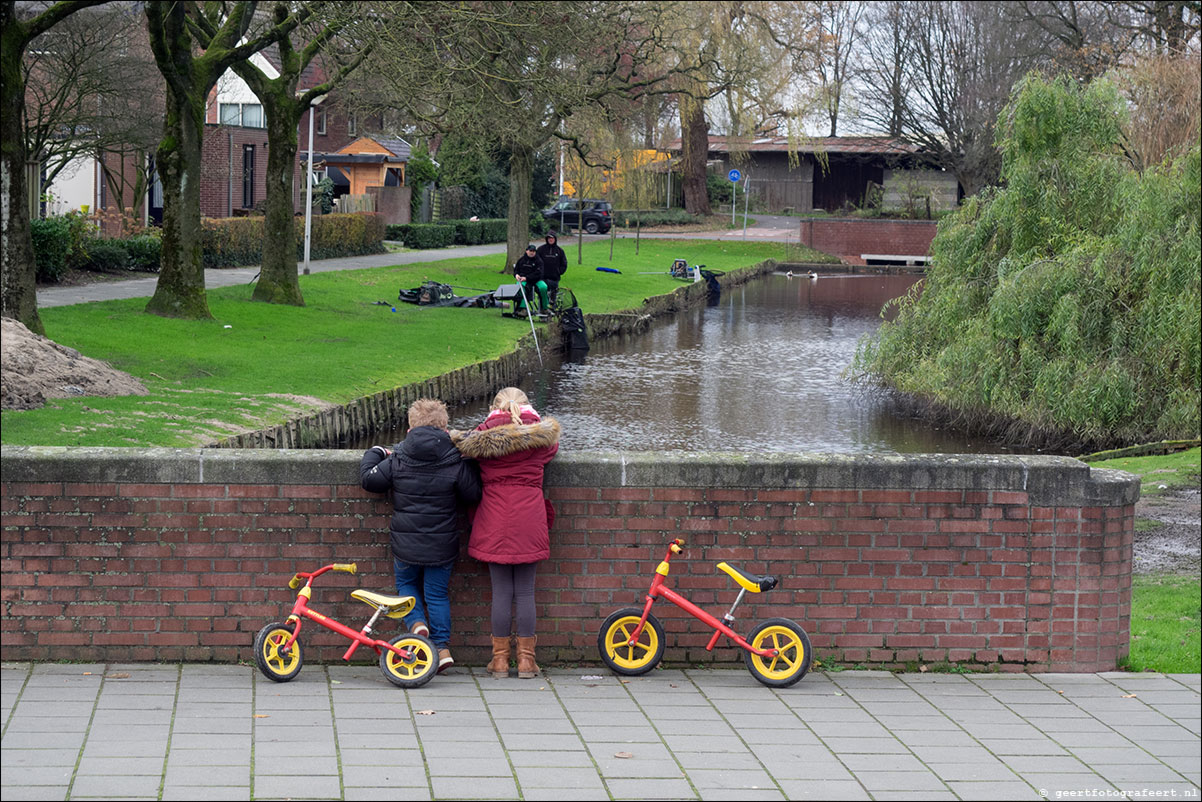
left=728, top=169, right=741, bottom=182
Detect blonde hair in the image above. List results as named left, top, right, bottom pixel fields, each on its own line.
left=408, top=398, right=449, bottom=430
left=490, top=387, right=529, bottom=425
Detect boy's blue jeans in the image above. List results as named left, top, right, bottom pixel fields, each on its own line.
left=393, top=558, right=454, bottom=648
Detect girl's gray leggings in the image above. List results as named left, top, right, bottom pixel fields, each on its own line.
left=488, top=562, right=538, bottom=638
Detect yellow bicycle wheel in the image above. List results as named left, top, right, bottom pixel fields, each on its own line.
left=380, top=633, right=437, bottom=689
left=743, top=618, right=811, bottom=687
left=254, top=622, right=303, bottom=682
left=598, top=607, right=664, bottom=676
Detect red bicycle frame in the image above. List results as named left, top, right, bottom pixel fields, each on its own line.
left=626, top=541, right=778, bottom=659
left=282, top=564, right=414, bottom=663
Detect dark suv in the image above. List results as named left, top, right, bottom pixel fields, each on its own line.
left=542, top=199, right=613, bottom=234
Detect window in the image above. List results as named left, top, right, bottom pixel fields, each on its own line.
left=242, top=144, right=255, bottom=208
left=241, top=104, right=263, bottom=129
left=347, top=111, right=357, bottom=137
left=315, top=107, right=327, bottom=136
left=219, top=102, right=265, bottom=128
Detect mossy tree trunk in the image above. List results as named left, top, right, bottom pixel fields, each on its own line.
left=504, top=142, right=534, bottom=273
left=145, top=81, right=210, bottom=319
left=0, top=0, right=104, bottom=335
left=1, top=9, right=42, bottom=334
left=223, top=3, right=363, bottom=306
left=253, top=92, right=305, bottom=305
left=143, top=0, right=307, bottom=320
left=679, top=96, right=712, bottom=217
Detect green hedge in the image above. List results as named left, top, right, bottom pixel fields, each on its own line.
left=76, top=235, right=162, bottom=273
left=385, top=223, right=455, bottom=249
left=201, top=213, right=385, bottom=268
left=386, top=218, right=508, bottom=248
left=613, top=208, right=700, bottom=228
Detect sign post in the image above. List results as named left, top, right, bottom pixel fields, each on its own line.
left=728, top=168, right=741, bottom=226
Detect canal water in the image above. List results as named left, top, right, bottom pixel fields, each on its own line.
left=361, top=272, right=1018, bottom=454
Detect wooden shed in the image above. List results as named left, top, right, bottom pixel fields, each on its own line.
left=317, top=136, right=410, bottom=196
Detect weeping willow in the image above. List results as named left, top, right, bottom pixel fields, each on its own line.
left=854, top=74, right=1201, bottom=449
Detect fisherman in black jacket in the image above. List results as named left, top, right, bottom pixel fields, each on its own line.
left=536, top=231, right=567, bottom=306
left=360, top=398, right=481, bottom=673
left=513, top=244, right=549, bottom=314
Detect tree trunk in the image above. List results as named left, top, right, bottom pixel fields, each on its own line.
left=504, top=142, right=534, bottom=273
left=679, top=96, right=711, bottom=217
left=145, top=83, right=211, bottom=319
left=0, top=18, right=44, bottom=334
left=253, top=95, right=304, bottom=305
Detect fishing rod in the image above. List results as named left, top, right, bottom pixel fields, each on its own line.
left=518, top=283, right=544, bottom=368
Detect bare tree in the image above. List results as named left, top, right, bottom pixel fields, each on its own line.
left=1109, top=0, right=1201, bottom=52
left=1, top=0, right=105, bottom=335
left=364, top=1, right=687, bottom=269
left=191, top=2, right=370, bottom=306
left=143, top=1, right=310, bottom=320
left=854, top=1, right=1041, bottom=196
left=853, top=0, right=915, bottom=137
left=1012, top=1, right=1139, bottom=78
left=811, top=0, right=864, bottom=136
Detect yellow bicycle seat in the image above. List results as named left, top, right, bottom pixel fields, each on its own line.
left=350, top=590, right=417, bottom=619
left=717, top=562, right=779, bottom=593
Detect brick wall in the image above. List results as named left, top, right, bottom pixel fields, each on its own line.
left=799, top=217, right=939, bottom=265
left=1, top=448, right=1138, bottom=672
left=200, top=125, right=282, bottom=218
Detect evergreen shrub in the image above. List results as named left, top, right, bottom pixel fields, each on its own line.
left=83, top=239, right=132, bottom=272
left=30, top=217, right=72, bottom=283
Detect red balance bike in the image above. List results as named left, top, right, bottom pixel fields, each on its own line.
left=254, top=563, right=438, bottom=689
left=599, top=539, right=812, bottom=687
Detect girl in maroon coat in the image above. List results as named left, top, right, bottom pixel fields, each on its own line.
left=452, top=387, right=560, bottom=678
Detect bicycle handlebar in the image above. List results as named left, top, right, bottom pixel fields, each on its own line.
left=287, top=563, right=359, bottom=589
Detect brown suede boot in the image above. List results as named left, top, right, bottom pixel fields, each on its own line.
left=487, top=636, right=511, bottom=678
left=516, top=635, right=539, bottom=678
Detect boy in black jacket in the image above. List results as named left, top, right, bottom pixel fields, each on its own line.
left=536, top=231, right=567, bottom=306
left=360, top=398, right=481, bottom=672
left=513, top=244, right=549, bottom=314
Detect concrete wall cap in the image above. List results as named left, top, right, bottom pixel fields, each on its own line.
left=1, top=446, right=1139, bottom=506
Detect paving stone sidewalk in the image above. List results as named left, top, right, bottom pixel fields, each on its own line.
left=2, top=663, right=1198, bottom=801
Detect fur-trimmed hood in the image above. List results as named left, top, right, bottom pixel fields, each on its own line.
left=451, top=417, right=561, bottom=459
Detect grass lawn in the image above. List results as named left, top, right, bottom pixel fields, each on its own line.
left=2, top=239, right=799, bottom=447
left=1090, top=447, right=1201, bottom=673
left=1087, top=446, right=1201, bottom=497
left=1123, top=574, right=1201, bottom=673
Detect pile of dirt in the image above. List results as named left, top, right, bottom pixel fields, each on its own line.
left=1, top=317, right=148, bottom=410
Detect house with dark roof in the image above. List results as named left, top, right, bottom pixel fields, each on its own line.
left=667, top=135, right=961, bottom=215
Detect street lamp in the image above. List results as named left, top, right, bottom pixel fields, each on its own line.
left=303, top=94, right=327, bottom=275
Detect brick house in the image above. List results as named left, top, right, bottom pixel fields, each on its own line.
left=82, top=50, right=376, bottom=230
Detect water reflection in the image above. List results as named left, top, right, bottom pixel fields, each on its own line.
left=362, top=273, right=1018, bottom=455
